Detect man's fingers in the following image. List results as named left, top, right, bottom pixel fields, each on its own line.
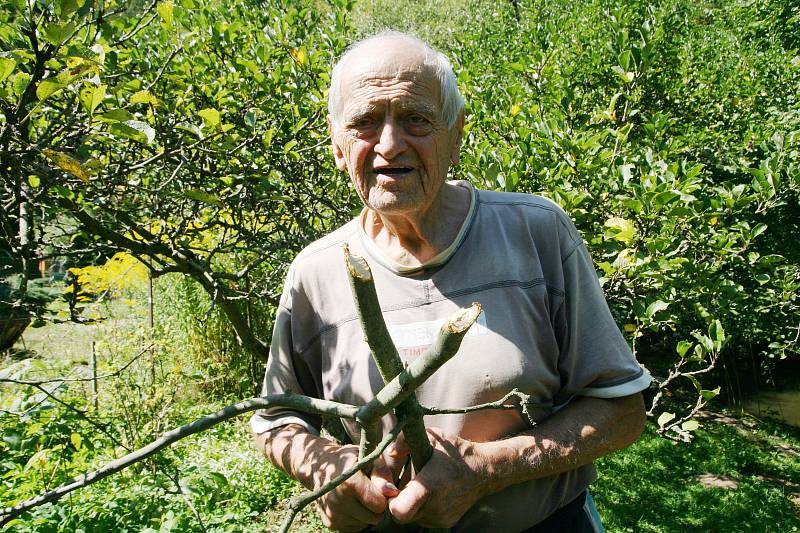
left=388, top=478, right=429, bottom=524
left=371, top=455, right=400, bottom=497
left=353, top=472, right=390, bottom=514
left=388, top=431, right=411, bottom=458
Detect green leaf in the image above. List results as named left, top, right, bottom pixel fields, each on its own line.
left=618, top=50, right=632, bottom=71
left=645, top=300, right=668, bottom=318
left=27, top=175, right=40, bottom=187
left=184, top=189, right=221, bottom=206
left=12, top=72, right=32, bottom=97
left=36, top=79, right=67, bottom=101
left=681, top=420, right=699, bottom=432
left=70, top=432, right=82, bottom=450
left=604, top=216, right=636, bottom=243
left=283, top=139, right=298, bottom=153
left=244, top=109, right=257, bottom=128
left=101, top=109, right=137, bottom=122
left=697, top=334, right=713, bottom=354
left=54, top=185, right=74, bottom=200
left=109, top=121, right=156, bottom=144
left=750, top=223, right=767, bottom=239
left=657, top=412, right=675, bottom=428
left=157, top=0, right=174, bottom=27
left=58, top=0, right=86, bottom=18
left=123, top=120, right=156, bottom=144
left=701, top=387, right=721, bottom=401
left=198, top=108, right=220, bottom=128
left=207, top=472, right=229, bottom=486
left=130, top=90, right=159, bottom=106
left=43, top=22, right=76, bottom=46
left=79, top=84, right=105, bottom=115
left=708, top=319, right=725, bottom=346
left=0, top=58, right=16, bottom=83
left=676, top=340, right=693, bottom=357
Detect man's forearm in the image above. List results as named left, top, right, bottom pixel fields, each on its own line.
left=255, top=423, right=347, bottom=490
left=475, top=393, right=646, bottom=496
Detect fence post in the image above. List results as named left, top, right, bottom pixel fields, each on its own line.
left=90, top=341, right=98, bottom=411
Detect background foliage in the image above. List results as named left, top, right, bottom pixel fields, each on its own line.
left=1, top=0, right=799, bottom=530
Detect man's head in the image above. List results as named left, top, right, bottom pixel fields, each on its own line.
left=327, top=32, right=465, bottom=218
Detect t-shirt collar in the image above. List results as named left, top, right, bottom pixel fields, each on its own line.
left=357, top=180, right=478, bottom=275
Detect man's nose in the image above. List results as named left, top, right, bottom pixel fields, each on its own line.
left=374, top=120, right=407, bottom=160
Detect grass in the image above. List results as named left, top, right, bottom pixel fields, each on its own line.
left=594, top=417, right=800, bottom=532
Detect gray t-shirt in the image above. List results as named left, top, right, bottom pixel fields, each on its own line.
left=252, top=182, right=651, bottom=531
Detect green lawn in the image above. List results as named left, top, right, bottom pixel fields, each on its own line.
left=595, top=417, right=800, bottom=532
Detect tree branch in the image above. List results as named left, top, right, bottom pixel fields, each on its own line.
left=355, top=303, right=483, bottom=425
left=421, top=388, right=548, bottom=426
left=343, top=244, right=435, bottom=472
left=0, top=394, right=360, bottom=526
left=0, top=344, right=153, bottom=385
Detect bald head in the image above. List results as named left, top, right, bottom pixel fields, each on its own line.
left=328, top=31, right=464, bottom=129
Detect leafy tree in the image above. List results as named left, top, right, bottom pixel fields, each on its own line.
left=1, top=0, right=359, bottom=379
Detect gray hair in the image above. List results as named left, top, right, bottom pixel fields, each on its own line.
left=328, top=31, right=465, bottom=129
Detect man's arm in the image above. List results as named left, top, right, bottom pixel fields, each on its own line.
left=254, top=424, right=399, bottom=532
left=388, top=393, right=646, bottom=528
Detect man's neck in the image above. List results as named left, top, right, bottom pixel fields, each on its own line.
left=364, top=182, right=471, bottom=268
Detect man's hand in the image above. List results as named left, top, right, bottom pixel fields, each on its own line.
left=388, top=428, right=492, bottom=528
left=309, top=444, right=399, bottom=531
left=255, top=425, right=399, bottom=532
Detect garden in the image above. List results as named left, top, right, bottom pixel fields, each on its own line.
left=1, top=0, right=798, bottom=530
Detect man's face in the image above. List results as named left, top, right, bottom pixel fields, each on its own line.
left=330, top=47, right=463, bottom=218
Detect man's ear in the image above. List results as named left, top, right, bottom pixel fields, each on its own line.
left=449, top=109, right=465, bottom=166
left=327, top=115, right=347, bottom=172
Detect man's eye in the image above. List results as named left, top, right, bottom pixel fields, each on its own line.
left=407, top=114, right=428, bottom=125
left=350, top=118, right=373, bottom=128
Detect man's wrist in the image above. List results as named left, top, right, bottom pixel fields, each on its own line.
left=472, top=431, right=553, bottom=499
left=471, top=438, right=526, bottom=498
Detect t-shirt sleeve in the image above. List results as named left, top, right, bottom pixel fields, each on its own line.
left=554, top=235, right=651, bottom=404
left=250, top=268, right=322, bottom=435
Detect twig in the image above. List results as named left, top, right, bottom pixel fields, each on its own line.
left=0, top=344, right=153, bottom=385
left=27, top=383, right=128, bottom=452
left=421, top=388, right=548, bottom=426
left=166, top=469, right=208, bottom=533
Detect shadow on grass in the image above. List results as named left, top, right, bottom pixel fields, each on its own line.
left=593, top=420, right=800, bottom=532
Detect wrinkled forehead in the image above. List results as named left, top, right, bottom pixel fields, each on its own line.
left=338, top=44, right=441, bottom=107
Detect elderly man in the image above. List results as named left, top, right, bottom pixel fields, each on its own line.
left=252, top=31, right=650, bottom=532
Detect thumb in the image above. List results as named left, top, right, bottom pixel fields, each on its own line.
left=354, top=471, right=390, bottom=514
left=389, top=478, right=429, bottom=524
left=371, top=455, right=399, bottom=497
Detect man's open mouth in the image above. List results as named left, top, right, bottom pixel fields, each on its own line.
left=374, top=166, right=413, bottom=176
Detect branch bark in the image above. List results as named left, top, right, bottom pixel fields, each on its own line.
left=343, top=245, right=435, bottom=471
